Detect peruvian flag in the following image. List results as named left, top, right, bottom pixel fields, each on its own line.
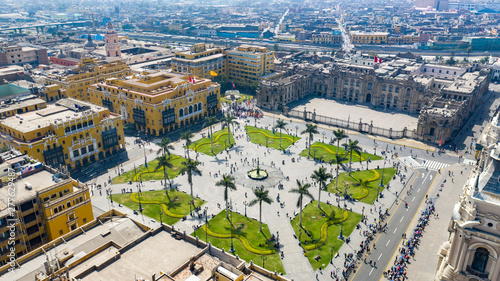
left=374, top=57, right=382, bottom=63
left=232, top=82, right=235, bottom=89
left=192, top=77, right=195, bottom=83
left=189, top=76, right=192, bottom=83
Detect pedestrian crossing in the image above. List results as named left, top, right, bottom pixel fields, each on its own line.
left=398, top=156, right=450, bottom=171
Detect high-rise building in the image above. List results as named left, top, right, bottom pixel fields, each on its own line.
left=0, top=44, right=49, bottom=66
left=0, top=162, right=93, bottom=267
left=88, top=72, right=221, bottom=136
left=226, top=45, right=280, bottom=85
left=0, top=98, right=125, bottom=170
left=105, top=22, right=121, bottom=58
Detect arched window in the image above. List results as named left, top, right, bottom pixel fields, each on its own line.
left=179, top=108, right=184, bottom=117
left=471, top=247, right=489, bottom=273
left=65, top=127, right=70, bottom=133
left=367, top=82, right=373, bottom=90
left=395, top=87, right=400, bottom=93
left=83, top=121, right=88, bottom=127
left=388, top=85, right=393, bottom=92
left=334, top=77, right=338, bottom=85
left=382, top=84, right=387, bottom=91
left=71, top=125, right=76, bottom=131
left=406, top=88, right=412, bottom=96
left=349, top=89, right=353, bottom=97
left=380, top=94, right=385, bottom=102
left=350, top=80, right=354, bottom=86
left=77, top=123, right=82, bottom=129
left=387, top=95, right=392, bottom=103
left=345, top=79, right=348, bottom=85
left=356, top=81, right=360, bottom=87
left=194, top=104, right=198, bottom=112
left=198, top=102, right=202, bottom=111
left=189, top=105, right=193, bottom=114
left=88, top=120, right=94, bottom=126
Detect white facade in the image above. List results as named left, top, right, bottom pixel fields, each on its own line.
left=492, top=61, right=500, bottom=82
left=197, top=29, right=217, bottom=37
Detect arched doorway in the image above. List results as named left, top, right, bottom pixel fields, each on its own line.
left=366, top=93, right=372, bottom=103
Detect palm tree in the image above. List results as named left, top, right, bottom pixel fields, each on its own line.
left=203, top=116, right=218, bottom=154
left=332, top=129, right=348, bottom=157
left=302, top=123, right=319, bottom=156
left=331, top=154, right=348, bottom=193
left=155, top=155, right=174, bottom=199
left=157, top=137, right=175, bottom=157
left=180, top=158, right=202, bottom=209
left=248, top=186, right=273, bottom=232
left=311, top=167, right=333, bottom=208
left=215, top=175, right=237, bottom=218
left=221, top=113, right=237, bottom=145
left=274, top=119, right=287, bottom=150
left=289, top=180, right=314, bottom=227
left=181, top=131, right=194, bottom=159
left=342, top=139, right=362, bottom=175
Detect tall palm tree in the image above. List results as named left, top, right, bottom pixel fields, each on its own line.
left=311, top=167, right=333, bottom=208
left=157, top=137, right=175, bottom=158
left=274, top=119, right=287, bottom=150
left=289, top=180, right=314, bottom=227
left=222, top=113, right=237, bottom=145
left=332, top=129, right=348, bottom=157
left=215, top=175, right=237, bottom=218
left=331, top=154, right=348, bottom=193
left=342, top=139, right=362, bottom=175
left=180, top=158, right=202, bottom=209
left=248, top=186, right=273, bottom=232
left=155, top=155, right=173, bottom=199
left=181, top=131, right=194, bottom=159
left=302, top=123, right=319, bottom=156
left=203, top=116, right=218, bottom=154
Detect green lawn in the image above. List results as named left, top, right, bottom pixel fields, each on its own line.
left=327, top=168, right=397, bottom=205
left=290, top=201, right=362, bottom=270
left=245, top=126, right=300, bottom=151
left=189, top=129, right=235, bottom=156
left=221, top=93, right=253, bottom=104
left=299, top=141, right=382, bottom=163
left=111, top=189, right=205, bottom=225
left=192, top=210, right=285, bottom=273
left=112, top=155, right=187, bottom=184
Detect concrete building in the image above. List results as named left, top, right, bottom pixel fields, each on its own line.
left=42, top=56, right=130, bottom=102
left=434, top=112, right=500, bottom=281
left=350, top=31, right=389, bottom=45
left=227, top=45, right=281, bottom=85
left=0, top=44, right=49, bottom=67
left=171, top=43, right=226, bottom=79
left=312, top=32, right=342, bottom=45
left=0, top=162, right=93, bottom=267
left=0, top=98, right=125, bottom=170
left=88, top=71, right=221, bottom=136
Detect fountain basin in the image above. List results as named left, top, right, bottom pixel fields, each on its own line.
left=247, top=169, right=268, bottom=180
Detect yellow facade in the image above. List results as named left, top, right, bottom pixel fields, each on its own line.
left=43, top=57, right=130, bottom=102
left=350, top=32, right=388, bottom=44
left=387, top=35, right=419, bottom=45
left=312, top=32, right=342, bottom=45
left=38, top=178, right=93, bottom=241
left=227, top=45, right=275, bottom=84
left=0, top=98, right=125, bottom=170
left=0, top=166, right=93, bottom=266
left=171, top=44, right=226, bottom=79
left=88, top=72, right=221, bottom=136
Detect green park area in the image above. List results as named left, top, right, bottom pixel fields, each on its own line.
left=189, top=129, right=235, bottom=156
left=291, top=201, right=362, bottom=270
left=221, top=92, right=253, bottom=104
left=193, top=210, right=285, bottom=273
left=245, top=126, right=300, bottom=150
left=327, top=168, right=398, bottom=205
left=111, top=190, right=205, bottom=225
left=112, top=155, right=187, bottom=184
left=300, top=142, right=382, bottom=163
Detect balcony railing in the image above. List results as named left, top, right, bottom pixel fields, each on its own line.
left=466, top=265, right=489, bottom=279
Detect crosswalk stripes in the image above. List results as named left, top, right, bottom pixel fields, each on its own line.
left=398, top=156, right=450, bottom=171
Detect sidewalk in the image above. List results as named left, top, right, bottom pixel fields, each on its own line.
left=399, top=163, right=470, bottom=281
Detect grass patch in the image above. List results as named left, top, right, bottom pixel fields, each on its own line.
left=189, top=129, right=235, bottom=156
left=112, top=155, right=187, bottom=184
left=111, top=189, right=204, bottom=225
left=327, top=168, right=397, bottom=205
left=299, top=141, right=382, bottom=163
left=290, top=201, right=362, bottom=270
left=245, top=125, right=300, bottom=151
left=193, top=210, right=285, bottom=274
left=221, top=93, right=253, bottom=104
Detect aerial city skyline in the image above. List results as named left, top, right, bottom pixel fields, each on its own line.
left=0, top=0, right=499, bottom=280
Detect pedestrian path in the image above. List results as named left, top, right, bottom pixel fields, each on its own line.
left=398, top=156, right=449, bottom=171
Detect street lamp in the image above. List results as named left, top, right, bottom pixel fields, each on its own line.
left=261, top=255, right=267, bottom=268
left=143, top=144, right=148, bottom=168
left=158, top=210, right=163, bottom=224
left=229, top=203, right=235, bottom=254
left=330, top=246, right=335, bottom=264
left=295, top=126, right=299, bottom=141
left=322, top=132, right=326, bottom=143
left=338, top=184, right=347, bottom=240
left=204, top=207, right=208, bottom=242
left=243, top=201, right=247, bottom=217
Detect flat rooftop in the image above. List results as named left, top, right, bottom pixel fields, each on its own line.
left=0, top=98, right=45, bottom=115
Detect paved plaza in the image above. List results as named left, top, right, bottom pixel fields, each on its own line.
left=288, top=96, right=419, bottom=131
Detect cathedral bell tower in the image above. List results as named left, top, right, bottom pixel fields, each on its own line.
left=105, top=22, right=121, bottom=58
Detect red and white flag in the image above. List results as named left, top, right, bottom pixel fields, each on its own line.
left=374, top=57, right=382, bottom=63
left=192, top=77, right=195, bottom=83
left=188, top=76, right=192, bottom=83
left=374, top=56, right=378, bottom=63
left=232, top=82, right=235, bottom=89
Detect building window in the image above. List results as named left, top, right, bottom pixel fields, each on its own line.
left=73, top=150, right=80, bottom=157
left=471, top=247, right=489, bottom=273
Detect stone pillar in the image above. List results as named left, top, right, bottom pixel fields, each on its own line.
left=312, top=109, right=316, bottom=123
left=358, top=120, right=363, bottom=132
left=369, top=121, right=373, bottom=134
left=403, top=127, right=407, bottom=138
left=303, top=107, right=307, bottom=120
left=389, top=128, right=393, bottom=139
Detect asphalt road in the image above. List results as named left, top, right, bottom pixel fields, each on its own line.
left=349, top=169, right=438, bottom=280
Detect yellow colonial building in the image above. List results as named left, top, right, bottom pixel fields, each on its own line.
left=43, top=57, right=130, bottom=102
left=350, top=31, right=389, bottom=44
left=0, top=164, right=93, bottom=266
left=226, top=45, right=280, bottom=85
left=171, top=43, right=226, bottom=79
left=312, top=32, right=342, bottom=45
left=88, top=72, right=221, bottom=136
left=0, top=98, right=125, bottom=170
